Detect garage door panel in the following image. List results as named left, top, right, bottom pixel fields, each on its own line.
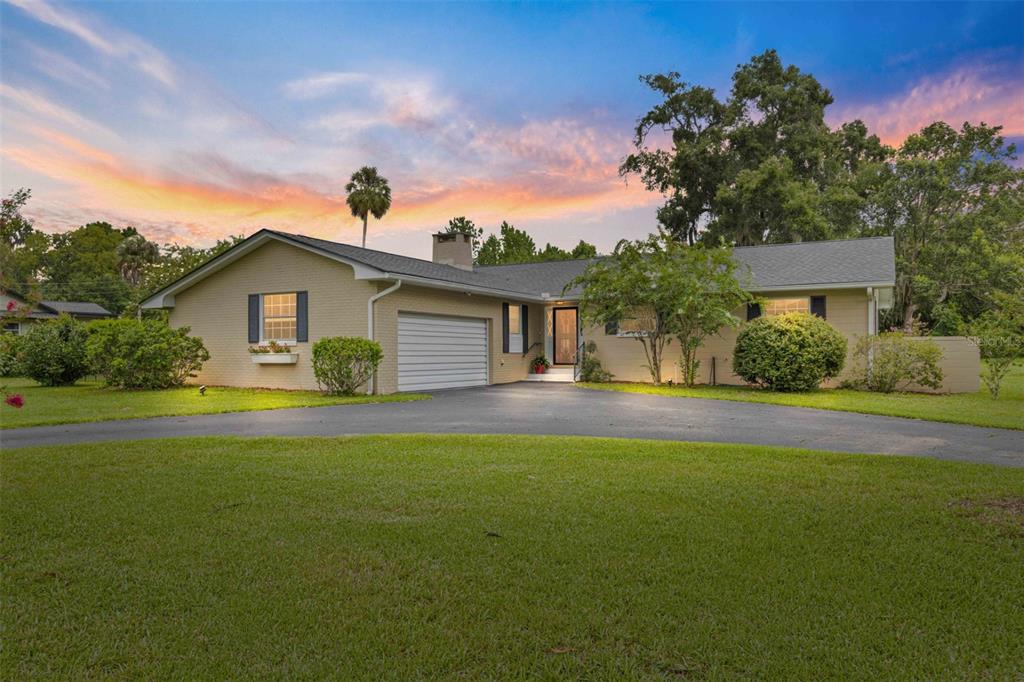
left=398, top=313, right=488, bottom=391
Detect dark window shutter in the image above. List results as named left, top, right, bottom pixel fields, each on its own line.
left=746, top=303, right=761, bottom=321
left=296, top=291, right=309, bottom=342
left=605, top=320, right=619, bottom=335
left=501, top=302, right=510, bottom=353
left=248, top=294, right=260, bottom=343
left=521, top=304, right=528, bottom=350
left=810, top=295, right=826, bottom=319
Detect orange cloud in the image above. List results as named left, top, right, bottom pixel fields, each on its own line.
left=4, top=126, right=656, bottom=245
left=832, top=62, right=1024, bottom=146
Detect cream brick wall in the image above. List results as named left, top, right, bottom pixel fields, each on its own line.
left=169, top=240, right=376, bottom=391
left=584, top=288, right=871, bottom=387
left=371, top=284, right=541, bottom=394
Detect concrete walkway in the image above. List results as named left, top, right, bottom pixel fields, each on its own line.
left=2, top=383, right=1021, bottom=466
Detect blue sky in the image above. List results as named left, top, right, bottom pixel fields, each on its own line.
left=2, top=1, right=1021, bottom=257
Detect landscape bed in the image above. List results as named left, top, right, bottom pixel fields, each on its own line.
left=0, top=377, right=427, bottom=429
left=3, top=434, right=1022, bottom=678
left=579, top=363, right=1024, bottom=431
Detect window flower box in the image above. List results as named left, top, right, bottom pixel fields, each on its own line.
left=249, top=341, right=298, bottom=364
left=251, top=352, right=299, bottom=365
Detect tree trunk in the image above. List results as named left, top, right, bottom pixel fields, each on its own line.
left=361, top=215, right=368, bottom=248
left=901, top=300, right=916, bottom=333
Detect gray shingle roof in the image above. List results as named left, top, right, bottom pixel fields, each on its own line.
left=273, top=231, right=565, bottom=297
left=270, top=230, right=895, bottom=299
left=41, top=300, right=113, bottom=316
left=732, top=236, right=896, bottom=289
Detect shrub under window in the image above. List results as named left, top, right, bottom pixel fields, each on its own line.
left=19, top=314, right=89, bottom=386
left=312, top=336, right=383, bottom=395
left=733, top=312, right=847, bottom=392
left=87, top=319, right=210, bottom=389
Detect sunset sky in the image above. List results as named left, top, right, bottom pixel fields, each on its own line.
left=1, top=1, right=1022, bottom=258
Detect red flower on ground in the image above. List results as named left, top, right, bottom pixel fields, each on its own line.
left=5, top=394, right=24, bottom=408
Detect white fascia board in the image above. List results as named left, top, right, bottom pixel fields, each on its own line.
left=540, top=281, right=895, bottom=303
left=749, top=281, right=894, bottom=293
left=376, top=273, right=547, bottom=302
left=141, top=231, right=384, bottom=308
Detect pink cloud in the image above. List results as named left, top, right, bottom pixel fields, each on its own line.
left=832, top=61, right=1024, bottom=145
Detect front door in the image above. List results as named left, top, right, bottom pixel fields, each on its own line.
left=553, top=307, right=578, bottom=365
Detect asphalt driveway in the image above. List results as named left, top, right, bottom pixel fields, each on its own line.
left=3, top=383, right=1021, bottom=465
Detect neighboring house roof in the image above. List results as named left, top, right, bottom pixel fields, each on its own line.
left=1, top=292, right=113, bottom=318
left=141, top=228, right=896, bottom=308
left=40, top=300, right=113, bottom=317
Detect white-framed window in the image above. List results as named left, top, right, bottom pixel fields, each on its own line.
left=262, top=292, right=297, bottom=342
left=2, top=322, right=21, bottom=335
left=763, top=297, right=809, bottom=317
left=507, top=304, right=523, bottom=353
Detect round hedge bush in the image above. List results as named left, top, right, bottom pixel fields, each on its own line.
left=312, top=336, right=383, bottom=395
left=86, top=318, right=210, bottom=389
left=18, top=314, right=89, bottom=386
left=733, top=312, right=847, bottom=392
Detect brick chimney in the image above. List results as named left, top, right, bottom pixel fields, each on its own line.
left=432, top=232, right=474, bottom=270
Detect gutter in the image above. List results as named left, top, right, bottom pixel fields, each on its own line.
left=379, top=272, right=550, bottom=303
left=367, top=279, right=402, bottom=394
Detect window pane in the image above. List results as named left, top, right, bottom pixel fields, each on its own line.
left=263, top=292, right=297, bottom=340
left=508, top=305, right=520, bottom=334
left=264, top=318, right=296, bottom=340
left=764, top=298, right=809, bottom=316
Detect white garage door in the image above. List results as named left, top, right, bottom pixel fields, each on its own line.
left=398, top=313, right=488, bottom=391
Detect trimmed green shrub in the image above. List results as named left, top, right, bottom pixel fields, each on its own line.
left=845, top=333, right=943, bottom=393
left=312, top=336, right=383, bottom=395
left=0, top=333, right=22, bottom=376
left=733, top=312, right=847, bottom=392
left=19, top=315, right=89, bottom=386
left=86, top=319, right=210, bottom=389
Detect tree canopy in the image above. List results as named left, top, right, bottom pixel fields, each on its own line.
left=869, top=122, right=1024, bottom=331
left=621, top=49, right=1023, bottom=331
left=0, top=188, right=244, bottom=315
left=476, top=221, right=599, bottom=265
left=621, top=49, right=888, bottom=246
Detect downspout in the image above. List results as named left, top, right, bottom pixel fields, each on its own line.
left=866, top=286, right=876, bottom=377
left=367, top=279, right=402, bottom=394
left=867, top=287, right=876, bottom=336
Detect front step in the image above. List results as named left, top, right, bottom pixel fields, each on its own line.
left=525, top=367, right=575, bottom=383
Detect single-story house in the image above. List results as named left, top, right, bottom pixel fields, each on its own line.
left=1, top=291, right=113, bottom=334
left=139, top=228, right=981, bottom=394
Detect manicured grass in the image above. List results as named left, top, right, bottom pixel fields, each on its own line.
left=3, top=434, right=1022, bottom=678
left=0, top=377, right=427, bottom=429
left=580, top=363, right=1024, bottom=430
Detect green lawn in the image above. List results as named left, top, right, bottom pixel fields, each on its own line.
left=3, top=434, right=1022, bottom=679
left=0, top=377, right=427, bottom=429
left=580, top=363, right=1024, bottom=430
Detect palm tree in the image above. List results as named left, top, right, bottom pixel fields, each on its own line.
left=116, top=233, right=160, bottom=287
left=345, top=167, right=392, bottom=248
